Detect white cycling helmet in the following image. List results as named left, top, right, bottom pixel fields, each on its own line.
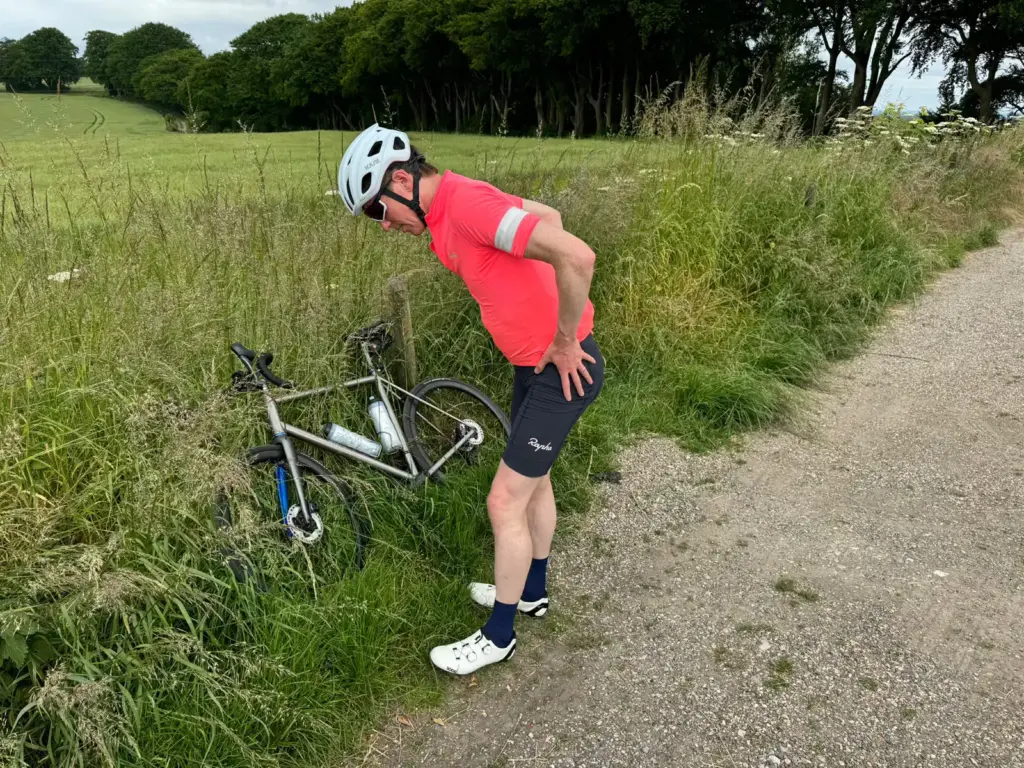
left=338, top=124, right=425, bottom=221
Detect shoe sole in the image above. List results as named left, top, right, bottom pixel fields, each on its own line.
left=469, top=586, right=549, bottom=617
left=472, top=599, right=548, bottom=617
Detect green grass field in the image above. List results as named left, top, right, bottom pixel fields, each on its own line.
left=0, top=81, right=166, bottom=141
left=2, top=86, right=620, bottom=202
left=1, top=92, right=1021, bottom=768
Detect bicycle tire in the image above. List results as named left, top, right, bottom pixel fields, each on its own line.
left=402, top=378, right=511, bottom=481
left=216, top=445, right=368, bottom=575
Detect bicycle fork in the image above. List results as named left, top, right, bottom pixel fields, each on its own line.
left=263, top=387, right=313, bottom=531
left=276, top=465, right=289, bottom=528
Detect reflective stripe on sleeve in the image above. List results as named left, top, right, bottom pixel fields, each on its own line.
left=495, top=207, right=528, bottom=253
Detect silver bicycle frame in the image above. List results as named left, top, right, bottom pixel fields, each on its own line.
left=257, top=342, right=476, bottom=491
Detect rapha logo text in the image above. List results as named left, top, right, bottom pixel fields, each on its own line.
left=528, top=438, right=553, bottom=452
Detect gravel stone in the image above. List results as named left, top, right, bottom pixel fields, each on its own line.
left=356, top=235, right=1024, bottom=767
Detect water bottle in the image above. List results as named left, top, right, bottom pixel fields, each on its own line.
left=369, top=397, right=401, bottom=454
left=323, top=423, right=382, bottom=458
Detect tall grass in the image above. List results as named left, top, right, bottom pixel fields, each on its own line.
left=1, top=93, right=1022, bottom=767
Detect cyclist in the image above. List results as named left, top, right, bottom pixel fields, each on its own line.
left=339, top=125, right=604, bottom=675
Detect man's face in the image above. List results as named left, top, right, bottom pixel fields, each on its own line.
left=375, top=170, right=426, bottom=236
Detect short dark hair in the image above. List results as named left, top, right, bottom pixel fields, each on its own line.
left=384, top=144, right=438, bottom=184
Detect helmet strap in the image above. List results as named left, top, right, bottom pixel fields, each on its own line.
left=380, top=168, right=427, bottom=224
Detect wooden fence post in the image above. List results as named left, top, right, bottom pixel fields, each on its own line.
left=387, top=274, right=418, bottom=389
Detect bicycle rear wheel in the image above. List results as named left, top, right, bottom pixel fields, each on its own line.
left=217, top=445, right=367, bottom=573
left=402, top=378, right=511, bottom=481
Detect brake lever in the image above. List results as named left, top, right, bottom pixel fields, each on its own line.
left=229, top=370, right=263, bottom=393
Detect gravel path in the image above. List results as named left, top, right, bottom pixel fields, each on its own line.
left=356, top=234, right=1024, bottom=768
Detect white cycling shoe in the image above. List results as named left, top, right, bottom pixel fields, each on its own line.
left=429, top=629, right=516, bottom=676
left=468, top=582, right=549, bottom=617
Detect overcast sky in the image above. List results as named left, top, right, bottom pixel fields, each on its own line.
left=3, top=0, right=947, bottom=111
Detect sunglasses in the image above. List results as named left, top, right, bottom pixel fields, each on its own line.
left=363, top=195, right=388, bottom=222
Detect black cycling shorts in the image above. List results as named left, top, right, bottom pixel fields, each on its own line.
left=502, top=335, right=604, bottom=478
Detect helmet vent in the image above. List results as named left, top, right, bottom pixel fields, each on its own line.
left=394, top=137, right=406, bottom=150
left=368, top=140, right=383, bottom=157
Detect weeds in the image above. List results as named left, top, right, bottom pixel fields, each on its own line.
left=858, top=676, right=880, bottom=692
left=765, top=657, right=795, bottom=691
left=774, top=577, right=820, bottom=603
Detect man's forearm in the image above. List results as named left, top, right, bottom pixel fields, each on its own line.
left=554, top=257, right=594, bottom=342
left=523, top=218, right=595, bottom=342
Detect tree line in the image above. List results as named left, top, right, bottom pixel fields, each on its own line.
left=2, top=0, right=1022, bottom=134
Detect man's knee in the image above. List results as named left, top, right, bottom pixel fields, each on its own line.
left=487, top=467, right=536, bottom=530
left=486, top=483, right=511, bottom=514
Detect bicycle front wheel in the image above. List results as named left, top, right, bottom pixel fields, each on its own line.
left=402, top=378, right=511, bottom=481
left=233, top=445, right=367, bottom=571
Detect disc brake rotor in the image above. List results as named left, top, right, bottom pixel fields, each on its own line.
left=285, top=504, right=324, bottom=544
left=456, top=419, right=484, bottom=448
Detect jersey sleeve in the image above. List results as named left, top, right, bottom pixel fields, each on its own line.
left=450, top=181, right=542, bottom=258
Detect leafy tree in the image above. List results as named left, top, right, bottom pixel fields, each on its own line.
left=135, top=48, right=205, bottom=110
left=106, top=23, right=197, bottom=97
left=2, top=0, right=889, bottom=136
left=810, top=2, right=848, bottom=134
left=939, top=65, right=1024, bottom=119
left=840, top=0, right=914, bottom=113
left=0, top=28, right=79, bottom=91
left=341, top=0, right=410, bottom=127
left=912, top=0, right=1024, bottom=123
left=995, top=65, right=1024, bottom=116
left=447, top=0, right=553, bottom=133
left=20, top=27, right=80, bottom=89
left=225, top=13, right=313, bottom=131
left=777, top=41, right=852, bottom=131
left=768, top=0, right=850, bottom=135
left=272, top=8, right=357, bottom=129
left=397, top=0, right=468, bottom=132
left=0, top=38, right=23, bottom=91
left=186, top=52, right=238, bottom=131
left=83, top=30, right=120, bottom=91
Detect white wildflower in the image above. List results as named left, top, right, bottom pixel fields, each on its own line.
left=47, top=269, right=84, bottom=283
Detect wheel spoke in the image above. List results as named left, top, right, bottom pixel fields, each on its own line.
left=415, top=409, right=451, bottom=438
left=403, top=381, right=510, bottom=479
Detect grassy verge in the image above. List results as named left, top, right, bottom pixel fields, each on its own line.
left=1, top=111, right=1021, bottom=766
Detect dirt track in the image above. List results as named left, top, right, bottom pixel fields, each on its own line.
left=358, top=234, right=1024, bottom=768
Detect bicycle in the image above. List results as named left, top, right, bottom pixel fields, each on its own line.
left=214, top=321, right=511, bottom=574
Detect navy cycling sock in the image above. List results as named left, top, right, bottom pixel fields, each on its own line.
left=521, top=557, right=549, bottom=603
left=481, top=600, right=517, bottom=648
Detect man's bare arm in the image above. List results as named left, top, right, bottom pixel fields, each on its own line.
left=522, top=199, right=563, bottom=230
left=523, top=221, right=596, bottom=399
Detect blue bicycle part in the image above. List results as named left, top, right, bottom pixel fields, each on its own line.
left=276, top=465, right=291, bottom=535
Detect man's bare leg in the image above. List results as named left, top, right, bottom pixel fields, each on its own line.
left=525, top=473, right=556, bottom=560
left=427, top=460, right=538, bottom=674
left=488, top=460, right=544, bottom=606
left=521, top=473, right=556, bottom=602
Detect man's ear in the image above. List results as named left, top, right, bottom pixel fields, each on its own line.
left=390, top=169, right=414, bottom=195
